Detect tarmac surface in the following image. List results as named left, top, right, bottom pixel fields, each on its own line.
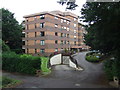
left=3, top=52, right=113, bottom=88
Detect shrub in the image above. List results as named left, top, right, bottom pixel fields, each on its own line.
left=85, top=52, right=102, bottom=62
left=2, top=52, right=41, bottom=75
left=104, top=59, right=120, bottom=81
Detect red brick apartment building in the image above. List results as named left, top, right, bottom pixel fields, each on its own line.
left=22, top=10, right=88, bottom=56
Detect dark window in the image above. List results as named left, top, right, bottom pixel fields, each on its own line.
left=22, top=41, right=25, bottom=45
left=61, top=33, right=63, bottom=37
left=74, top=41, right=76, bottom=45
left=40, top=23, right=45, bottom=28
left=35, top=49, right=37, bottom=54
left=40, top=31, right=45, bottom=37
left=35, top=23, right=37, bottom=28
left=40, top=15, right=45, bottom=19
left=55, top=32, right=58, bottom=36
left=35, top=32, right=37, bottom=37
left=67, top=34, right=69, bottom=38
left=34, top=40, right=36, bottom=45
left=40, top=49, right=45, bottom=53
left=55, top=40, right=58, bottom=44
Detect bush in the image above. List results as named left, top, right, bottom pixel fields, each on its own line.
left=104, top=59, right=120, bottom=81
left=85, top=52, right=102, bottom=62
left=2, top=52, right=41, bottom=75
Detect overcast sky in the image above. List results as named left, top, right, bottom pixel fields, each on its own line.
left=1, top=0, right=86, bottom=23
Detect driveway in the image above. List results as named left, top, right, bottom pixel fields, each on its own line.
left=3, top=52, right=112, bottom=88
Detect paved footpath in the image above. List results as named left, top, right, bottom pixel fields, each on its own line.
left=3, top=52, right=113, bottom=88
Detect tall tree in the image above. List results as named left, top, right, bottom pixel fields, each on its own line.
left=1, top=8, right=22, bottom=53
left=81, top=2, right=120, bottom=54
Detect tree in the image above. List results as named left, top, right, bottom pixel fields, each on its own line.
left=81, top=2, right=120, bottom=54
left=1, top=8, right=22, bottom=53
left=81, top=2, right=120, bottom=79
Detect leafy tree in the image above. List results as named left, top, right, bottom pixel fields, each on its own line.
left=1, top=8, right=22, bottom=53
left=81, top=2, right=120, bottom=54
left=81, top=2, right=120, bottom=79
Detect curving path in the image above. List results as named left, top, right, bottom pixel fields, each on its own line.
left=3, top=52, right=113, bottom=88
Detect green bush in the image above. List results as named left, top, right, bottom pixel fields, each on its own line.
left=2, top=52, right=41, bottom=75
left=85, top=52, right=102, bottom=62
left=104, top=59, right=120, bottom=81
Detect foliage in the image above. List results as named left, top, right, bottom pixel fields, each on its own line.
left=81, top=2, right=120, bottom=54
left=81, top=2, right=120, bottom=80
left=41, top=57, right=51, bottom=75
left=0, top=40, right=10, bottom=52
left=104, top=59, right=120, bottom=81
left=85, top=52, right=102, bottom=62
left=1, top=8, right=23, bottom=53
left=0, top=76, right=21, bottom=88
left=2, top=52, right=41, bottom=75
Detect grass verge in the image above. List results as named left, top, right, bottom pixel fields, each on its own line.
left=40, top=57, right=51, bottom=75
left=0, top=76, right=22, bottom=88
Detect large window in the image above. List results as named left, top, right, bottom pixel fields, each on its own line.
left=40, top=40, right=45, bottom=45
left=40, top=31, right=45, bottom=37
left=40, top=49, right=45, bottom=53
left=40, top=23, right=45, bottom=28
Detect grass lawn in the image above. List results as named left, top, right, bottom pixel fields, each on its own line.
left=0, top=76, right=22, bottom=88
left=40, top=57, right=51, bottom=75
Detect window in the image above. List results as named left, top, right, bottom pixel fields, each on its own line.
left=67, top=21, right=70, bottom=24
left=40, top=23, right=45, bottom=28
left=64, top=19, right=66, bottom=23
left=64, top=33, right=66, bottom=37
left=61, top=19, right=63, bottom=23
left=55, top=40, right=58, bottom=44
left=40, top=49, right=45, bottom=53
left=40, top=14, right=45, bottom=19
left=74, top=30, right=76, bottom=33
left=74, top=41, right=76, bottom=45
left=64, top=27, right=66, bottom=30
left=40, top=31, right=45, bottom=37
left=74, top=18, right=77, bottom=21
left=64, top=41, right=66, bottom=44
left=34, top=16, right=37, bottom=19
left=35, top=48, right=37, bottom=54
left=26, top=32, right=29, bottom=37
left=40, top=40, right=45, bottom=45
left=55, top=32, right=58, bottom=36
left=61, top=26, right=64, bottom=30
left=35, top=23, right=37, bottom=28
left=61, top=33, right=63, bottom=37
left=61, top=40, right=63, bottom=44
left=74, top=36, right=77, bottom=39
left=35, top=32, right=37, bottom=37
left=74, top=24, right=77, bottom=27
left=67, top=34, right=69, bottom=38
left=67, top=28, right=69, bottom=31
left=55, top=16, right=58, bottom=19
left=55, top=24, right=58, bottom=28
left=26, top=25, right=29, bottom=30
left=67, top=41, right=69, bottom=44
left=55, top=48, right=58, bottom=52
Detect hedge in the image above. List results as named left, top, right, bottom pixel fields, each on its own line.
left=2, top=52, right=41, bottom=75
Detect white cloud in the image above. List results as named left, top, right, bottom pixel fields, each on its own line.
left=2, top=0, right=86, bottom=23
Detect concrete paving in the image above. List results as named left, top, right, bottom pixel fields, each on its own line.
left=2, top=52, right=113, bottom=88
